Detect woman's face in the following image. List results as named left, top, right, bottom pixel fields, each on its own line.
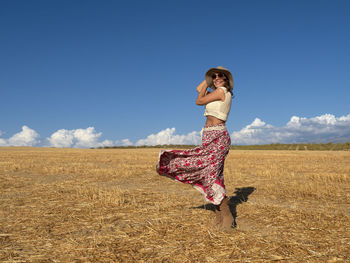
left=212, top=72, right=227, bottom=88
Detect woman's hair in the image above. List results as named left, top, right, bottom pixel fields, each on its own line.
left=221, top=74, right=234, bottom=96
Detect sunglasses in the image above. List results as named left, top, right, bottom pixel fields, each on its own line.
left=211, top=73, right=226, bottom=80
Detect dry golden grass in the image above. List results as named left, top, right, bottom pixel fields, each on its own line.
left=0, top=147, right=349, bottom=262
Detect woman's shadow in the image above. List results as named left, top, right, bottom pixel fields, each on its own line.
left=193, top=186, right=255, bottom=227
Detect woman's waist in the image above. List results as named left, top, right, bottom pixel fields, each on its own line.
left=205, top=115, right=226, bottom=126
left=202, top=123, right=227, bottom=132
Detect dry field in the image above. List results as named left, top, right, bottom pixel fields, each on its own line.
left=0, top=147, right=349, bottom=262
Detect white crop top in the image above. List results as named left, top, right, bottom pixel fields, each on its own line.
left=204, top=87, right=232, bottom=121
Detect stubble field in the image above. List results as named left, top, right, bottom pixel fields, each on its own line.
left=0, top=147, right=349, bottom=262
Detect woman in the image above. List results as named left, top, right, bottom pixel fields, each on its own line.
left=156, top=66, right=234, bottom=229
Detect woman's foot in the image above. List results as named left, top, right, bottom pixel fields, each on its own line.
left=213, top=205, right=222, bottom=226
left=219, top=197, right=234, bottom=229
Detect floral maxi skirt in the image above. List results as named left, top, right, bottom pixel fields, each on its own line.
left=156, top=124, right=231, bottom=205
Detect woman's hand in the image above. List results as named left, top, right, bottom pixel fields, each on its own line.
left=196, top=79, right=208, bottom=93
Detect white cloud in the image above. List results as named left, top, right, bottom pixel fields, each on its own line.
left=1, top=126, right=112, bottom=148
left=46, top=127, right=134, bottom=148
left=47, top=127, right=113, bottom=148
left=0, top=126, right=41, bottom=146
left=0, top=138, right=7, bottom=146
left=47, top=129, right=74, bottom=147
left=1, top=113, right=349, bottom=148
left=119, top=139, right=133, bottom=146
left=99, top=139, right=133, bottom=147
left=99, top=139, right=114, bottom=147
left=0, top=130, right=6, bottom=146
left=231, top=113, right=350, bottom=145
left=73, top=127, right=103, bottom=148
left=136, top=128, right=201, bottom=146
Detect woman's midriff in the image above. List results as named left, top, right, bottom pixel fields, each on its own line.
left=205, top=115, right=225, bottom=126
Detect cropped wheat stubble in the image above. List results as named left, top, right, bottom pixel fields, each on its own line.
left=0, top=147, right=349, bottom=262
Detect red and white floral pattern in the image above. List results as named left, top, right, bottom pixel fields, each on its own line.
left=156, top=125, right=231, bottom=205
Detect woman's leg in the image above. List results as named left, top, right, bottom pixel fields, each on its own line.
left=218, top=197, right=234, bottom=229
left=214, top=204, right=223, bottom=225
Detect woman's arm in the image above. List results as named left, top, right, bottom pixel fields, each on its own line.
left=196, top=83, right=225, bottom=105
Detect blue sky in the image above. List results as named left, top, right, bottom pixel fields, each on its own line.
left=1, top=0, right=350, bottom=147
